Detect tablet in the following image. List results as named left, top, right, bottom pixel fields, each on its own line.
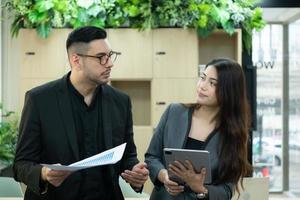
left=164, top=148, right=212, bottom=184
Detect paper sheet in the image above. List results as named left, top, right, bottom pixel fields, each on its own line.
left=42, top=143, right=126, bottom=171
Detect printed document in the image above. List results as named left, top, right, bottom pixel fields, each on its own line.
left=42, top=143, right=126, bottom=171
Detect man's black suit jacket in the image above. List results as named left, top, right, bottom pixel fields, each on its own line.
left=13, top=73, right=139, bottom=200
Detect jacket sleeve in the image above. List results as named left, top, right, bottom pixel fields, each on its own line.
left=145, top=104, right=172, bottom=186
left=13, top=91, right=44, bottom=195
left=120, top=96, right=139, bottom=172
left=205, top=182, right=234, bottom=200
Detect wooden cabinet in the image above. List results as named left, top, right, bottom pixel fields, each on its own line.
left=19, top=29, right=70, bottom=79
left=151, top=78, right=198, bottom=126
left=133, top=126, right=153, bottom=193
left=18, top=29, right=71, bottom=110
left=152, top=29, right=198, bottom=78
left=198, top=29, right=242, bottom=66
left=108, top=29, right=153, bottom=80
left=110, top=81, right=151, bottom=126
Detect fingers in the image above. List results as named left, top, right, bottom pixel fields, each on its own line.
left=173, top=161, right=187, bottom=171
left=164, top=178, right=180, bottom=186
left=47, top=173, right=69, bottom=187
left=165, top=184, right=184, bottom=196
left=162, top=169, right=184, bottom=196
left=43, top=167, right=72, bottom=187
left=132, top=164, right=149, bottom=176
left=168, top=162, right=184, bottom=177
left=121, top=162, right=149, bottom=187
left=48, top=170, right=71, bottom=178
left=122, top=170, right=147, bottom=182
left=121, top=169, right=148, bottom=188
left=184, top=160, right=194, bottom=171
left=134, top=162, right=148, bottom=169
left=200, top=168, right=206, bottom=180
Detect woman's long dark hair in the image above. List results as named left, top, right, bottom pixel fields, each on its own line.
left=207, top=58, right=252, bottom=194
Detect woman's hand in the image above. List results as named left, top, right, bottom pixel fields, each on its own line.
left=168, top=160, right=207, bottom=193
left=158, top=169, right=184, bottom=196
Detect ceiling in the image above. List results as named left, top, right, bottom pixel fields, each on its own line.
left=262, top=8, right=300, bottom=23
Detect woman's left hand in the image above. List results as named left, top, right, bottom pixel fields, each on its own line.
left=168, top=160, right=206, bottom=193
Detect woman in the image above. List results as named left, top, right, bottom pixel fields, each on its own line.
left=145, top=58, right=252, bottom=200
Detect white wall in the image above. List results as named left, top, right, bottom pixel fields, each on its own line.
left=1, top=1, right=20, bottom=112
left=0, top=0, right=3, bottom=103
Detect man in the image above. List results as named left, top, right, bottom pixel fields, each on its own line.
left=13, top=26, right=149, bottom=200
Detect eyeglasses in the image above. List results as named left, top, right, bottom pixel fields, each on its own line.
left=77, top=51, right=121, bottom=65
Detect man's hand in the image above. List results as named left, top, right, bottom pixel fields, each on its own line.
left=41, top=166, right=72, bottom=187
left=121, top=162, right=149, bottom=189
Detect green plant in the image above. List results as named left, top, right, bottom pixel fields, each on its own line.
left=4, top=0, right=265, bottom=51
left=0, top=103, right=18, bottom=166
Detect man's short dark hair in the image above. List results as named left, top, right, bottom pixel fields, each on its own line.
left=66, top=26, right=107, bottom=51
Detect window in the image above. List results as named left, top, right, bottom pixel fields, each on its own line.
left=289, top=19, right=300, bottom=196
left=252, top=24, right=283, bottom=192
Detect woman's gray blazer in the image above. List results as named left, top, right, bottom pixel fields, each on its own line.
left=145, top=103, right=234, bottom=200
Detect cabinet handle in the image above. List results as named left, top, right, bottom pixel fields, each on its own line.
left=25, top=52, right=35, bottom=55
left=156, top=101, right=166, bottom=105
left=156, top=51, right=166, bottom=55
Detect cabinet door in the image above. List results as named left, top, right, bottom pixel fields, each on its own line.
left=107, top=29, right=152, bottom=79
left=19, top=29, right=71, bottom=79
left=151, top=78, right=198, bottom=127
left=153, top=29, right=198, bottom=78
left=198, top=29, right=242, bottom=65
left=133, top=126, right=153, bottom=193
left=111, top=81, right=151, bottom=126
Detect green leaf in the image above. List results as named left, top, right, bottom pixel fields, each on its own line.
left=90, top=19, right=105, bottom=28
left=251, top=7, right=266, bottom=30
left=0, top=105, right=18, bottom=166
left=77, top=8, right=89, bottom=23
left=87, top=4, right=104, bottom=17
left=37, top=23, right=52, bottom=38
left=197, top=27, right=211, bottom=38
left=34, top=0, right=54, bottom=13
left=189, top=4, right=198, bottom=12
left=28, top=10, right=48, bottom=23
left=198, top=4, right=210, bottom=14
left=11, top=16, right=24, bottom=37
left=69, top=18, right=84, bottom=28
left=210, top=4, right=220, bottom=22
left=127, top=5, right=139, bottom=17
left=53, top=0, right=68, bottom=12
left=131, top=0, right=140, bottom=4
left=242, top=26, right=252, bottom=53
left=117, top=0, right=126, bottom=5
left=2, top=111, right=15, bottom=117
left=219, top=10, right=230, bottom=26
left=222, top=21, right=235, bottom=35
left=197, top=15, right=208, bottom=28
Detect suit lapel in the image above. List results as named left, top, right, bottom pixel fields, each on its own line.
left=169, top=106, right=191, bottom=149
left=57, top=74, right=80, bottom=160
left=101, top=85, right=113, bottom=149
left=179, top=107, right=192, bottom=148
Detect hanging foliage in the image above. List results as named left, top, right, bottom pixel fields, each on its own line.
left=4, top=0, right=265, bottom=51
